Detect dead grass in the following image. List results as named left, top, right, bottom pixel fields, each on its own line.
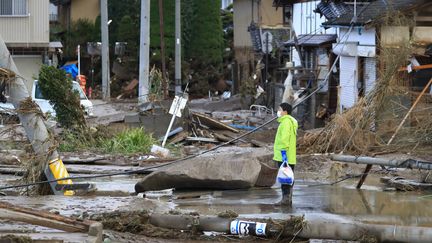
left=302, top=15, right=432, bottom=155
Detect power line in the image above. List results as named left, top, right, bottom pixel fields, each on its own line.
left=0, top=10, right=360, bottom=192
left=0, top=23, right=357, bottom=192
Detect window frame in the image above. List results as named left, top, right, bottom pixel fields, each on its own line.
left=282, top=5, right=292, bottom=25
left=0, top=0, right=29, bottom=17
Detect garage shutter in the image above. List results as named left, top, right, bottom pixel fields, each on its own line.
left=339, top=56, right=358, bottom=110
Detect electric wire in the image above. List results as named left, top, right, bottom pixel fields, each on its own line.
left=0, top=16, right=359, bottom=192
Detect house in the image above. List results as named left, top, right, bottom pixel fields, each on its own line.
left=232, top=0, right=290, bottom=87
left=0, top=0, right=59, bottom=92
left=50, top=0, right=100, bottom=28
left=274, top=0, right=337, bottom=128
left=320, top=0, right=432, bottom=111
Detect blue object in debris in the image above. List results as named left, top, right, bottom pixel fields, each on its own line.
left=158, top=127, right=184, bottom=141
left=229, top=124, right=257, bottom=131
left=60, top=64, right=78, bottom=79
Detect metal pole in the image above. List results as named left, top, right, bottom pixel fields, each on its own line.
left=139, top=0, right=150, bottom=104
left=331, top=155, right=432, bottom=171
left=77, top=45, right=80, bottom=76
left=101, top=0, right=110, bottom=100
left=0, top=35, right=70, bottom=195
left=161, top=106, right=177, bottom=147
left=264, top=32, right=269, bottom=84
left=149, top=213, right=432, bottom=242
left=159, top=0, right=168, bottom=99
left=175, top=0, right=182, bottom=94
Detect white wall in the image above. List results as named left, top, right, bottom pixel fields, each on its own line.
left=338, top=27, right=377, bottom=110
left=0, top=0, right=49, bottom=45
left=340, top=27, right=376, bottom=46
left=13, top=55, right=42, bottom=92
left=339, top=55, right=358, bottom=110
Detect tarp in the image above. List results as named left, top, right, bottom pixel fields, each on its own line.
left=60, top=64, right=78, bottom=79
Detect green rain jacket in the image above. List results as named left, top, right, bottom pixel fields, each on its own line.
left=273, top=115, right=298, bottom=164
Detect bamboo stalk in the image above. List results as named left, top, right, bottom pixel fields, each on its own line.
left=387, top=78, right=432, bottom=145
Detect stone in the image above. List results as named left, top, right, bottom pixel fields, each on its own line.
left=135, top=148, right=272, bottom=192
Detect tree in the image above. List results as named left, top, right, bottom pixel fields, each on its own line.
left=38, top=66, right=86, bottom=129
left=62, top=19, right=99, bottom=58
left=150, top=0, right=175, bottom=58
left=186, top=0, right=223, bottom=65
left=117, top=15, right=140, bottom=57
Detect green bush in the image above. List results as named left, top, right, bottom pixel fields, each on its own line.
left=100, top=128, right=155, bottom=154
left=38, top=65, right=86, bottom=129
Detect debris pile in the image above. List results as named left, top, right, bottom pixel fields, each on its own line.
left=301, top=42, right=432, bottom=155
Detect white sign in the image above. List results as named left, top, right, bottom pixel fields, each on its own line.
left=168, top=96, right=187, bottom=118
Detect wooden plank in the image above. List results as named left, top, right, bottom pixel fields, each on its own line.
left=62, top=156, right=107, bottom=165
left=168, top=131, right=188, bottom=144
left=191, top=112, right=239, bottom=133
left=0, top=201, right=94, bottom=233
left=186, top=137, right=219, bottom=143
left=399, top=64, right=432, bottom=72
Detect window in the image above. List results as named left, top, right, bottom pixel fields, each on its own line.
left=0, top=0, right=27, bottom=16
left=283, top=5, right=292, bottom=25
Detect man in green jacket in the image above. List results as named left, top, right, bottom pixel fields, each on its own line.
left=273, top=102, right=298, bottom=206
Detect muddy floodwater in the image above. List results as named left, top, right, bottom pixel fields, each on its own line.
left=2, top=175, right=432, bottom=223
left=1, top=174, right=432, bottom=241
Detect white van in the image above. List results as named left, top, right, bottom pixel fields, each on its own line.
left=32, top=80, right=94, bottom=117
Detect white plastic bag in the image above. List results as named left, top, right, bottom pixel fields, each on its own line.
left=276, top=161, right=294, bottom=185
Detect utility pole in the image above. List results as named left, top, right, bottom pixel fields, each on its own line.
left=0, top=36, right=73, bottom=195
left=101, top=0, right=110, bottom=100
left=159, top=0, right=168, bottom=99
left=139, top=0, right=150, bottom=104
left=175, top=0, right=182, bottom=94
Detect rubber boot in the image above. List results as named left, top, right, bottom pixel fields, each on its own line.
left=276, top=184, right=292, bottom=206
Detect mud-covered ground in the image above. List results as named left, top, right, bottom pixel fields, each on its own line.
left=0, top=148, right=431, bottom=242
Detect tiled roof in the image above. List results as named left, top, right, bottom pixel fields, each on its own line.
left=322, top=0, right=427, bottom=26
left=285, top=34, right=337, bottom=47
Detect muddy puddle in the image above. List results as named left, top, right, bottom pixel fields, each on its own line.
left=172, top=178, right=432, bottom=227
left=1, top=174, right=432, bottom=241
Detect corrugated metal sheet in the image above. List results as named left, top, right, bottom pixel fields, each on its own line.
left=340, top=56, right=358, bottom=110
left=0, top=0, right=49, bottom=44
